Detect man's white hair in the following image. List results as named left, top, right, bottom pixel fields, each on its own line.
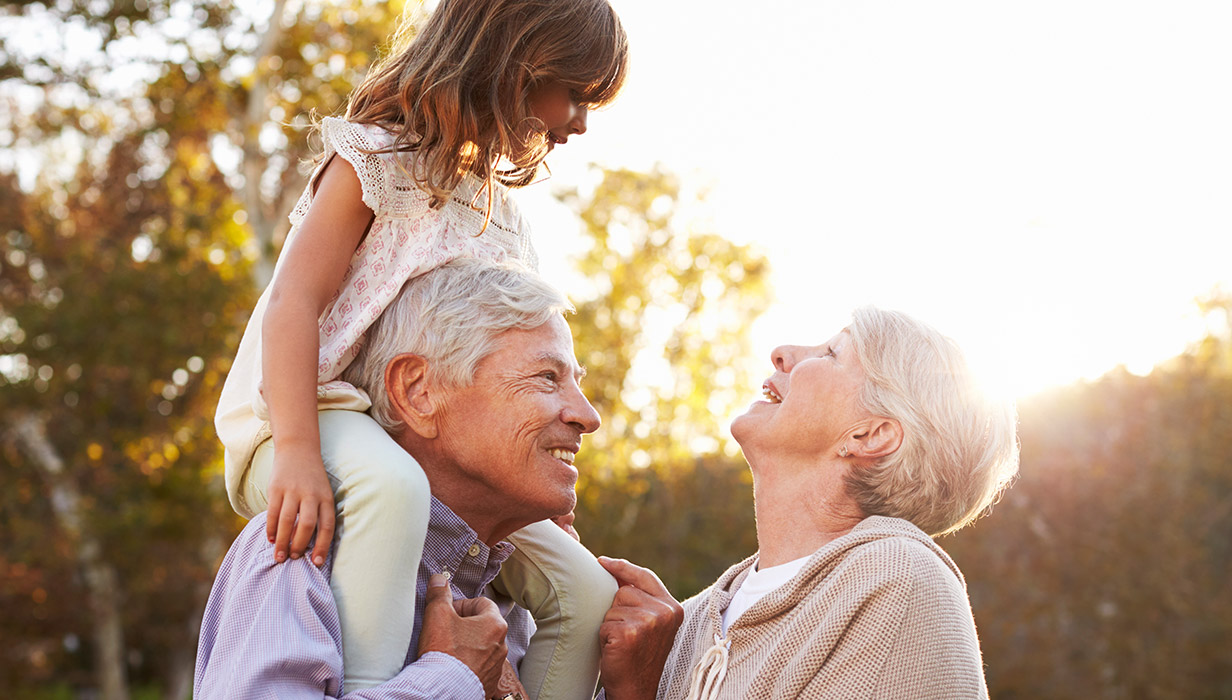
left=845, top=307, right=1020, bottom=536
left=340, top=257, right=572, bottom=433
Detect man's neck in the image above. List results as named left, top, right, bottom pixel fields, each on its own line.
left=394, top=435, right=516, bottom=544
left=417, top=464, right=532, bottom=545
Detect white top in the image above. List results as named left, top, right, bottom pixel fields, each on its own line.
left=214, top=118, right=538, bottom=515
left=720, top=555, right=811, bottom=634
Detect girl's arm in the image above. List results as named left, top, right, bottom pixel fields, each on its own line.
left=262, top=156, right=373, bottom=567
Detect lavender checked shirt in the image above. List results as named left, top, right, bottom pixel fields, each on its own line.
left=194, top=497, right=533, bottom=699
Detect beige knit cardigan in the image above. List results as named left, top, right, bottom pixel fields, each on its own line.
left=657, top=516, right=989, bottom=699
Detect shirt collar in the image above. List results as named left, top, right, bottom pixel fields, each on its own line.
left=423, top=497, right=516, bottom=599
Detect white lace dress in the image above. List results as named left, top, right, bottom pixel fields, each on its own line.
left=214, top=117, right=539, bottom=505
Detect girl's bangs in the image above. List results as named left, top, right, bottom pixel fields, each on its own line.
left=566, top=15, right=628, bottom=107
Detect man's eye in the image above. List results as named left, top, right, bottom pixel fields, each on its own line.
left=539, top=371, right=558, bottom=382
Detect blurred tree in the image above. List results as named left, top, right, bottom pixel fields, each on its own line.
left=560, top=166, right=773, bottom=597
left=0, top=0, right=415, bottom=696
left=944, top=293, right=1232, bottom=699
left=0, top=0, right=411, bottom=288
left=0, top=130, right=251, bottom=696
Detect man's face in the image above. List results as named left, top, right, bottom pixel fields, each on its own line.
left=433, top=315, right=601, bottom=534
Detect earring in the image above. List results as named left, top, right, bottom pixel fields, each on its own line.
left=838, top=446, right=849, bottom=457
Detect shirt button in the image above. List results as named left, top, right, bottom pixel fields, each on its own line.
left=468, top=543, right=481, bottom=557
left=441, top=571, right=452, bottom=581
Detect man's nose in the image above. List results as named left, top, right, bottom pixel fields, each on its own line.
left=563, top=384, right=601, bottom=434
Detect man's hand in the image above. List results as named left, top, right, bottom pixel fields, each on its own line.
left=495, top=659, right=527, bottom=699
left=265, top=447, right=336, bottom=567
left=417, top=574, right=508, bottom=697
left=597, top=556, right=684, bottom=700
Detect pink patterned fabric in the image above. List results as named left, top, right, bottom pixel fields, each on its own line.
left=214, top=118, right=538, bottom=509
left=294, top=117, right=540, bottom=388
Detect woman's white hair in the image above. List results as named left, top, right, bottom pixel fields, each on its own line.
left=340, top=257, right=572, bottom=433
left=845, top=307, right=1019, bottom=536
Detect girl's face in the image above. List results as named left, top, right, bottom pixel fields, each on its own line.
left=527, top=81, right=588, bottom=147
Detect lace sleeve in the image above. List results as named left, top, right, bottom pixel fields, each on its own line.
left=288, top=118, right=397, bottom=230
left=320, top=117, right=395, bottom=215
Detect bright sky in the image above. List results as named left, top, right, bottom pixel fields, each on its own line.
left=516, top=0, right=1232, bottom=400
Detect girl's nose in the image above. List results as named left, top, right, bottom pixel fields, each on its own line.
left=570, top=105, right=588, bottom=135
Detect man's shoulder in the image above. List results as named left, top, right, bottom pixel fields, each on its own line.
left=211, top=516, right=335, bottom=600
left=196, top=517, right=345, bottom=698
left=231, top=516, right=276, bottom=556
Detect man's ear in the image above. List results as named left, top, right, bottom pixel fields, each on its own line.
left=384, top=353, right=439, bottom=439
left=851, top=417, right=903, bottom=460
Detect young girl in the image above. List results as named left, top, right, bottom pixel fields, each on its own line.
left=213, top=0, right=628, bottom=696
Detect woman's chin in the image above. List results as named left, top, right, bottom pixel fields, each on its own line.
left=729, top=410, right=759, bottom=448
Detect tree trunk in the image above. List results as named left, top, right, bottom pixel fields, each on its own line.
left=10, top=412, right=129, bottom=700
left=240, top=0, right=293, bottom=292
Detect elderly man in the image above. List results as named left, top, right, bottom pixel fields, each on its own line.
left=194, top=258, right=606, bottom=699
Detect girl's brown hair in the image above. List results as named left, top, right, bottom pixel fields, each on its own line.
left=345, top=0, right=628, bottom=209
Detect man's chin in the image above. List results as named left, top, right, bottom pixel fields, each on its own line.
left=554, top=491, right=578, bottom=517
left=547, top=490, right=578, bottom=520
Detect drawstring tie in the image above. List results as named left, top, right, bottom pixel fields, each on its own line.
left=685, top=632, right=731, bottom=700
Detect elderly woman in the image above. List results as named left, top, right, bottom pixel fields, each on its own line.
left=597, top=307, right=1019, bottom=700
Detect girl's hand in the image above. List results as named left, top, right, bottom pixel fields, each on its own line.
left=265, top=446, right=336, bottom=567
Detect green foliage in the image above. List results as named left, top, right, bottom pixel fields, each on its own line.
left=0, top=125, right=250, bottom=687
left=561, top=166, right=771, bottom=598
left=0, top=0, right=413, bottom=692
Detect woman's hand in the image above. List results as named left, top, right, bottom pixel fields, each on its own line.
left=597, top=556, right=684, bottom=700
left=265, top=445, right=336, bottom=567
left=551, top=510, right=579, bottom=541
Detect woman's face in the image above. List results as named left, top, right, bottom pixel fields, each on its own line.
left=731, top=329, right=871, bottom=462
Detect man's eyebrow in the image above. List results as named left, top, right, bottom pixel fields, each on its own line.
left=533, top=352, right=585, bottom=379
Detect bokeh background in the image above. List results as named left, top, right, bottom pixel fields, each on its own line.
left=2, top=0, right=1229, bottom=698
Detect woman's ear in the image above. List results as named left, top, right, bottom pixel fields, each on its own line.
left=852, top=417, right=903, bottom=460
left=384, top=353, right=439, bottom=439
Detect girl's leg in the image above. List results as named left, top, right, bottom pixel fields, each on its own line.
left=243, top=409, right=430, bottom=693
left=497, top=520, right=619, bottom=700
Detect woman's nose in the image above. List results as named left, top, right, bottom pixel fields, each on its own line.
left=772, top=345, right=795, bottom=373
